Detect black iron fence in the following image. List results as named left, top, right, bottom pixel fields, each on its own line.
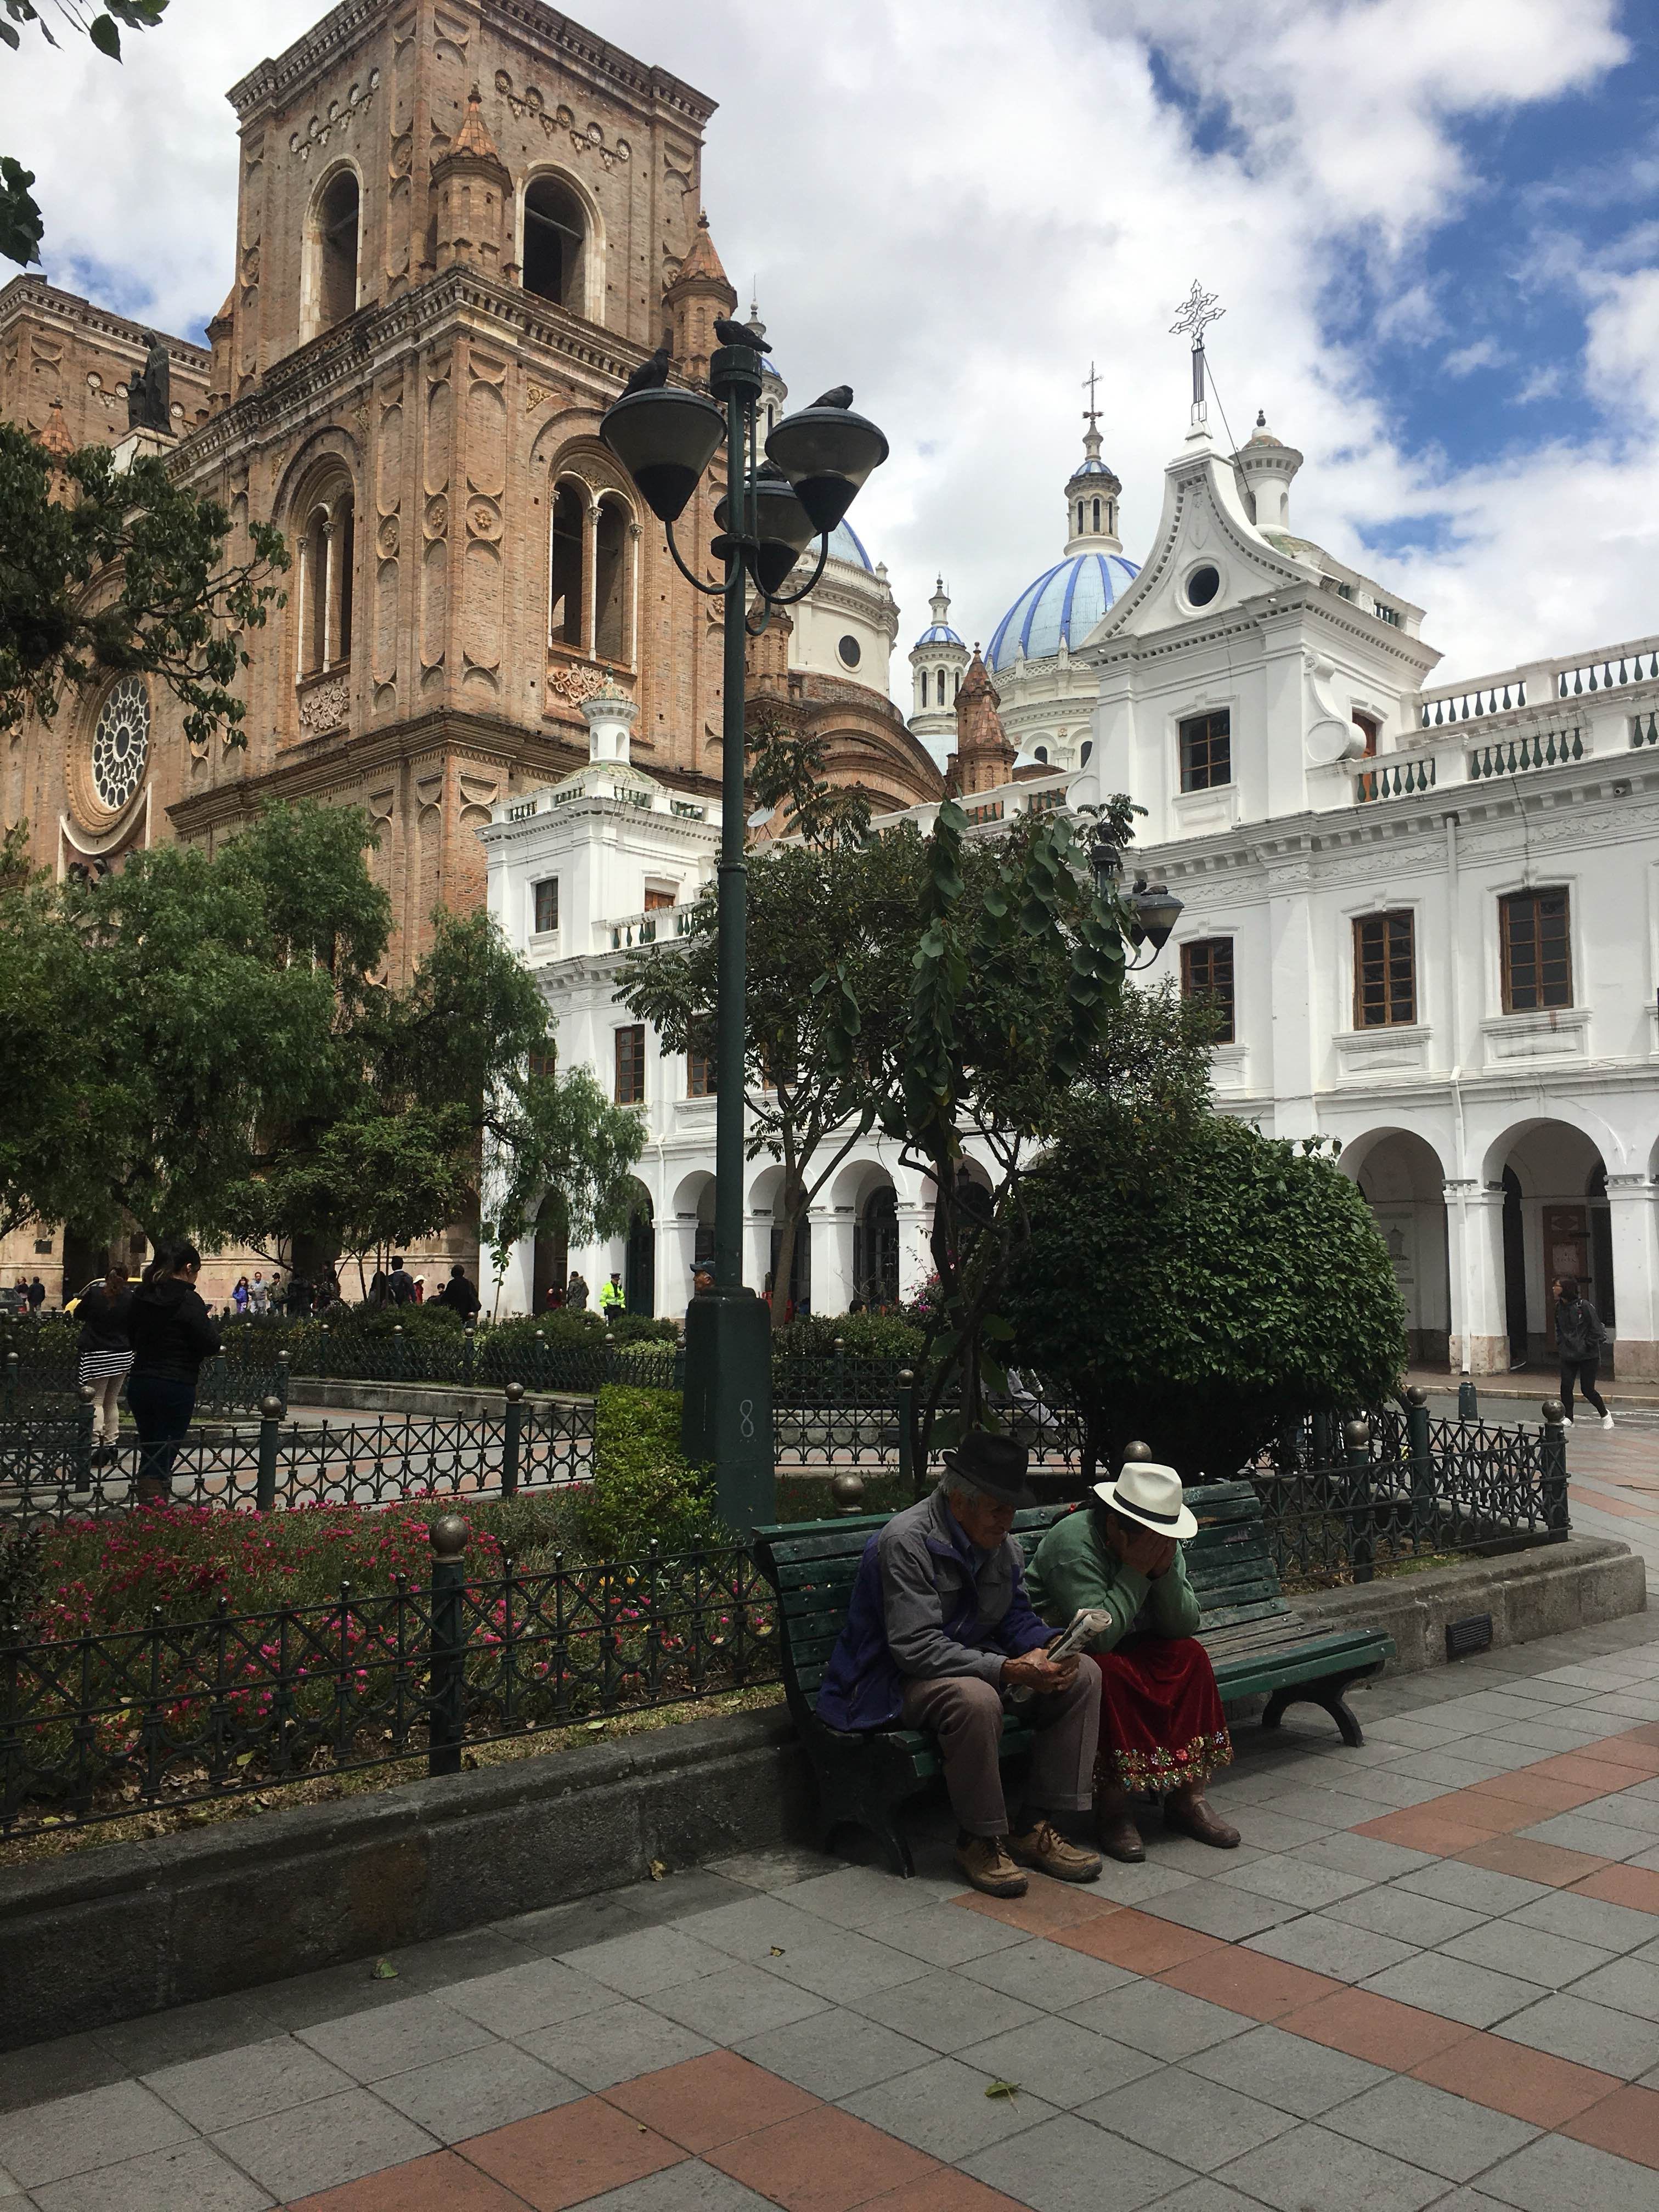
left=3, top=1337, right=290, bottom=1422
left=0, top=1389, right=594, bottom=1526
left=0, top=1522, right=776, bottom=1837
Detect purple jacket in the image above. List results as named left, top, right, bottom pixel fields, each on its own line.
left=814, top=1488, right=1052, bottom=1732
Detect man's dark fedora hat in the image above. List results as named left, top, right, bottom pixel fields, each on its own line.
left=942, top=1429, right=1036, bottom=1506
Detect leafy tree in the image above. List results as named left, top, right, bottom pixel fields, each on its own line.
left=620, top=719, right=922, bottom=1330
left=2, top=2, right=172, bottom=266
left=0, top=424, right=288, bottom=747
left=1007, top=1099, right=1407, bottom=1478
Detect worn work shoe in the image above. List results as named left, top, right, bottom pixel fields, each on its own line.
left=1164, top=1795, right=1240, bottom=1849
left=1010, top=1818, right=1103, bottom=1884
left=955, top=1832, right=1028, bottom=1898
left=1096, top=1808, right=1146, bottom=1863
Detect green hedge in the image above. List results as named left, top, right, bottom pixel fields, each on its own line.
left=580, top=1386, right=720, bottom=1557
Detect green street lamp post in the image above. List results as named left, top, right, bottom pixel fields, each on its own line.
left=601, top=337, right=887, bottom=1531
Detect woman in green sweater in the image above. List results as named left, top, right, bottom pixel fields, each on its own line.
left=1028, top=1460, right=1238, bottom=1863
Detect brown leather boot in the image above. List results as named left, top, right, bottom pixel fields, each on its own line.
left=1095, top=1807, right=1146, bottom=1863
left=1009, top=1818, right=1102, bottom=1884
left=1164, top=1794, right=1240, bottom=1849
left=955, top=1832, right=1028, bottom=1897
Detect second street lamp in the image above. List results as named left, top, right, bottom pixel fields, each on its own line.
left=600, top=335, right=887, bottom=1532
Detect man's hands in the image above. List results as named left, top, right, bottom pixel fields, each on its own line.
left=1108, top=1522, right=1177, bottom=1579
left=1002, top=1647, right=1079, bottom=1693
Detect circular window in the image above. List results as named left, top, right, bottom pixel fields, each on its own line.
left=1186, top=563, right=1221, bottom=607
left=91, top=677, right=150, bottom=812
left=837, top=634, right=862, bottom=669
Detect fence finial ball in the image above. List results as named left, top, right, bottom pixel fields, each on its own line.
left=77, top=1381, right=97, bottom=1403
left=1122, top=1439, right=1154, bottom=1462
left=1406, top=1385, right=1428, bottom=1408
left=430, top=1514, right=470, bottom=1561
left=505, top=1380, right=524, bottom=1402
left=1542, top=1399, right=1566, bottom=1427
left=1343, top=1417, right=1371, bottom=1450
left=259, top=1395, right=283, bottom=1420
left=831, top=1470, right=866, bottom=1515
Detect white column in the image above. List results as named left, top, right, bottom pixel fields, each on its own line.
left=895, top=1201, right=933, bottom=1303
left=656, top=1215, right=687, bottom=1322
left=322, top=510, right=339, bottom=668
left=744, top=1211, right=772, bottom=1299
left=481, top=1231, right=533, bottom=1321
left=582, top=500, right=600, bottom=655
left=810, top=1206, right=855, bottom=1316
left=1606, top=1174, right=1659, bottom=1378
left=1446, top=1181, right=1509, bottom=1375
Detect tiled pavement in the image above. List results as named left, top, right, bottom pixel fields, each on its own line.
left=9, top=1618, right=1659, bottom=2208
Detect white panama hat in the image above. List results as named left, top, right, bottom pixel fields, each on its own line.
left=1091, top=1460, right=1198, bottom=1541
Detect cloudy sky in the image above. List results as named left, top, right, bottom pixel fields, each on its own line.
left=8, top=0, right=1659, bottom=692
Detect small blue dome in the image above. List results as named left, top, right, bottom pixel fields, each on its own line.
left=826, top=520, right=873, bottom=572
left=986, top=550, right=1140, bottom=672
left=913, top=620, right=964, bottom=647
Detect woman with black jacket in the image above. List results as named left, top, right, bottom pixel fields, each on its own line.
left=127, top=1240, right=222, bottom=1506
left=76, top=1265, right=134, bottom=1467
left=1553, top=1274, right=1613, bottom=1431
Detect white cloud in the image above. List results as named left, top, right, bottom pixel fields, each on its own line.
left=1, top=0, right=1646, bottom=696
left=1443, top=338, right=1508, bottom=377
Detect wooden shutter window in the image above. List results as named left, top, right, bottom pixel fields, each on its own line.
left=1179, top=710, right=1231, bottom=792
left=1180, top=936, right=1235, bottom=1043
left=1353, top=911, right=1416, bottom=1028
left=1500, top=890, right=1572, bottom=1012
left=614, top=1024, right=646, bottom=1104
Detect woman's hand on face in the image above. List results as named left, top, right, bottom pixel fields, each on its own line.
left=1111, top=1521, right=1169, bottom=1578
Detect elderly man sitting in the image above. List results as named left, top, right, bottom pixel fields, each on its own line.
left=814, top=1431, right=1103, bottom=1897
left=1028, top=1459, right=1239, bottom=1862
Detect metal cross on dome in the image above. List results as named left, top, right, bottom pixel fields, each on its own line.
left=1082, top=360, right=1102, bottom=430
left=1170, top=280, right=1224, bottom=430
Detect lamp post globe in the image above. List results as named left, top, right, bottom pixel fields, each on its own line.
left=1088, top=826, right=1124, bottom=901
left=1129, top=878, right=1183, bottom=953
left=715, top=464, right=817, bottom=597
left=764, top=405, right=889, bottom=534
left=598, top=387, right=726, bottom=524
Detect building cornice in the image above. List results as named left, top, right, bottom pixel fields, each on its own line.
left=0, top=274, right=210, bottom=369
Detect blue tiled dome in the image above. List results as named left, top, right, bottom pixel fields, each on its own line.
left=913, top=619, right=964, bottom=647
left=826, top=520, right=873, bottom=572
left=986, top=550, right=1140, bottom=672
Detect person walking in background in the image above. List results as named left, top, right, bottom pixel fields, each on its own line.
left=127, top=1241, right=222, bottom=1507
left=1553, top=1274, right=1614, bottom=1430
left=600, top=1270, right=626, bottom=1321
left=413, top=1275, right=426, bottom=1305
left=27, top=1274, right=46, bottom=1314
left=388, top=1257, right=416, bottom=1306
left=249, top=1271, right=268, bottom=1316
left=565, top=1270, right=588, bottom=1312
left=436, top=1264, right=480, bottom=1319
left=231, top=1274, right=251, bottom=1316
left=76, top=1264, right=134, bottom=1469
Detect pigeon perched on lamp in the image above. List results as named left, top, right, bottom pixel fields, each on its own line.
left=811, top=385, right=854, bottom=409
left=620, top=343, right=672, bottom=395
left=713, top=317, right=772, bottom=353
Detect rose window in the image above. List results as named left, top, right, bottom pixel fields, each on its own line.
left=91, top=678, right=149, bottom=811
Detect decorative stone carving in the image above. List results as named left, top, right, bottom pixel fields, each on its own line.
left=425, top=493, right=448, bottom=538
left=466, top=496, right=501, bottom=540
left=524, top=377, right=573, bottom=415
left=89, top=676, right=149, bottom=812
left=377, top=514, right=400, bottom=557
left=286, top=74, right=379, bottom=162
left=297, top=674, right=349, bottom=735
left=547, top=660, right=610, bottom=706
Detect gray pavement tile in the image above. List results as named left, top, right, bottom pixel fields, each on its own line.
left=1324, top=1885, right=1489, bottom=1946
left=738, top=1926, right=932, bottom=2005
left=783, top=1863, right=963, bottom=1928
left=1083, top=1856, right=1201, bottom=1906
left=0, top=2082, right=193, bottom=2191
left=704, top=1846, right=842, bottom=1892
left=487, top=1894, right=639, bottom=1957
left=607, top=1871, right=758, bottom=1926
left=554, top=1922, right=734, bottom=1998
left=1245, top=1912, right=1419, bottom=1984
left=440, top=1956, right=620, bottom=2036
left=1214, top=2119, right=1449, bottom=2212
left=1142, top=1882, right=1307, bottom=1942
left=1081, top=2063, right=1297, bottom=2170
left=0, top=2032, right=131, bottom=2119
left=1518, top=1810, right=1659, bottom=1859
left=1184, top=2023, right=1389, bottom=2117
left=1477, top=2130, right=1659, bottom=2211
left=87, top=1996, right=285, bottom=2078
left=1489, top=1720, right=1610, bottom=1754
left=670, top=1893, right=833, bottom=1962
left=841, top=2052, right=1058, bottom=2160
left=1370, top=1751, right=1514, bottom=1787
left=1149, top=2185, right=1294, bottom=2212
left=208, top=2086, right=435, bottom=2200
left=29, top=2138, right=271, bottom=2212
left=1567, top=1954, right=1659, bottom=2022
left=1589, top=1691, right=1659, bottom=1719
left=143, top=2036, right=355, bottom=2134
left=957, top=2018, right=1162, bottom=2109
left=1359, top=1951, right=1545, bottom=2029
left=861, top=1904, right=1031, bottom=1968
left=858, top=1967, right=1043, bottom=2053
left=1627, top=1776, right=1659, bottom=1803
left=1233, top=1786, right=1388, bottom=1830
left=643, top=1965, right=829, bottom=2045
left=1323, top=1769, right=1464, bottom=1810
left=1440, top=1920, right=1613, bottom=1990
left=521, top=1999, right=714, bottom=2090
left=1324, top=2074, right=1539, bottom=2181
left=1395, top=1862, right=1553, bottom=1916
left=1495, top=1990, right=1659, bottom=2076
left=373, top=1928, right=535, bottom=1993
left=1293, top=1833, right=1438, bottom=1882
left=1063, top=1980, right=1251, bottom=2062
left=1574, top=1790, right=1659, bottom=1836
left=1222, top=1809, right=1335, bottom=1854
left=1630, top=1844, right=1659, bottom=1871
left=238, top=1956, right=443, bottom=2034
left=579, top=2163, right=776, bottom=2211
left=961, top=2110, right=1197, bottom=2212
left=958, top=1937, right=1137, bottom=2011
left=1136, top=1833, right=1268, bottom=1877
left=374, top=2040, right=580, bottom=2140
left=295, top=1993, right=495, bottom=2082
left=732, top=2005, right=934, bottom=2099
left=1216, top=1853, right=1375, bottom=1910
left=1505, top=1889, right=1659, bottom=1953
left=1365, top=1717, right=1480, bottom=1749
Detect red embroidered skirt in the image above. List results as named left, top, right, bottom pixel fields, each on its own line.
left=1091, top=1635, right=1233, bottom=1794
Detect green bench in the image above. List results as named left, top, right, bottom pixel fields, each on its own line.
left=752, top=1480, right=1395, bottom=1876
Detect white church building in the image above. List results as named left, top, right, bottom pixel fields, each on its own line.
left=482, top=379, right=1659, bottom=1385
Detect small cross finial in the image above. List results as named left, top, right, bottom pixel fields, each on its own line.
left=1169, top=279, right=1224, bottom=347
left=1082, top=360, right=1102, bottom=430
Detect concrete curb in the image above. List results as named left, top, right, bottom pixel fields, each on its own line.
left=0, top=1537, right=1643, bottom=2051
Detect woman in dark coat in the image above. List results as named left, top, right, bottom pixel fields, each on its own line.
left=76, top=1265, right=134, bottom=1468
left=1553, top=1274, right=1613, bottom=1430
left=127, top=1240, right=222, bottom=1506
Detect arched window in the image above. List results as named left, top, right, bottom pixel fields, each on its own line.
left=1034, top=744, right=1048, bottom=763
left=936, top=668, right=948, bottom=708
left=550, top=480, right=585, bottom=647
left=523, top=174, right=586, bottom=308
left=1107, top=499, right=1116, bottom=535
left=1076, top=501, right=1084, bottom=534
left=1081, top=739, right=1093, bottom=765
left=953, top=670, right=961, bottom=698
left=296, top=480, right=354, bottom=676
left=1092, top=497, right=1101, bottom=532
left=593, top=493, right=630, bottom=662
left=317, top=171, right=360, bottom=331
